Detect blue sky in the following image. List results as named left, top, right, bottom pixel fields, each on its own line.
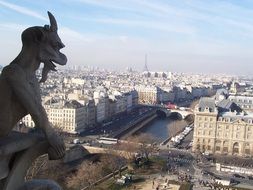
left=1, top=0, right=253, bottom=74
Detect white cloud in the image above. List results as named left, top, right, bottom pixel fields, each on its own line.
left=119, top=35, right=128, bottom=43
left=0, top=0, right=47, bottom=21
left=0, top=23, right=28, bottom=31
left=74, top=0, right=134, bottom=11
left=76, top=17, right=196, bottom=35
left=59, top=27, right=94, bottom=43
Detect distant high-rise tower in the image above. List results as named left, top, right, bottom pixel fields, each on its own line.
left=143, top=54, right=149, bottom=72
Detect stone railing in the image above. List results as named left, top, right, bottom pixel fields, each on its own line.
left=0, top=132, right=62, bottom=190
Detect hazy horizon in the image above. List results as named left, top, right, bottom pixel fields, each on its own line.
left=1, top=0, right=253, bottom=75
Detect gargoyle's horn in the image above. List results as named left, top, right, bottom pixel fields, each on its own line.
left=48, top=11, right=58, bottom=32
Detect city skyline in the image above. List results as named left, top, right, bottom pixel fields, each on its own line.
left=1, top=0, right=253, bottom=75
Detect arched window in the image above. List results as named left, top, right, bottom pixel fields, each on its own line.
left=233, top=142, right=240, bottom=154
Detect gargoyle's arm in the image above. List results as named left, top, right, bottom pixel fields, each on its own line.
left=4, top=64, right=53, bottom=136
left=4, top=64, right=65, bottom=158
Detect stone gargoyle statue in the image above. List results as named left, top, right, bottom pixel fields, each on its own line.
left=0, top=12, right=67, bottom=190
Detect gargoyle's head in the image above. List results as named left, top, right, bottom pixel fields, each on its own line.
left=21, top=11, right=67, bottom=82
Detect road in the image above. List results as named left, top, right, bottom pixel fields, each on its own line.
left=158, top=147, right=253, bottom=189
left=178, top=130, right=193, bottom=149
left=82, top=107, right=154, bottom=136
left=64, top=107, right=156, bottom=144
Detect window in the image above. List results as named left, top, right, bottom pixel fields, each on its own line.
left=223, top=147, right=228, bottom=152
left=233, top=142, right=239, bottom=154
left=245, top=143, right=250, bottom=155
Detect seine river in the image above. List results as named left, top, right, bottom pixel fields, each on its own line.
left=138, top=117, right=188, bottom=143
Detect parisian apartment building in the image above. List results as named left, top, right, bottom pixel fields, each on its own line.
left=192, top=96, right=253, bottom=157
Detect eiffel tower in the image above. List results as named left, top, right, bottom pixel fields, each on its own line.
left=143, top=54, right=149, bottom=72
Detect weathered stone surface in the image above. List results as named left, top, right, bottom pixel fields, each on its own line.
left=0, top=11, right=67, bottom=190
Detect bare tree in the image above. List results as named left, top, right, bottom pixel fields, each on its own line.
left=190, top=99, right=199, bottom=110
left=121, top=134, right=157, bottom=161
left=25, top=154, right=68, bottom=189
left=25, top=155, right=48, bottom=181
left=100, top=153, right=126, bottom=178
left=134, top=133, right=156, bottom=160
left=116, top=138, right=138, bottom=161
left=67, top=161, right=102, bottom=190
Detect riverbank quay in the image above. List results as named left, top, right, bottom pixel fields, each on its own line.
left=110, top=110, right=158, bottom=139
left=161, top=123, right=193, bottom=148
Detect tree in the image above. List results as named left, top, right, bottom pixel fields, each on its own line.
left=190, top=99, right=199, bottom=110
left=25, top=155, right=48, bottom=181
left=25, top=154, right=69, bottom=188
left=124, top=134, right=156, bottom=161
left=184, top=114, right=194, bottom=124
left=134, top=133, right=156, bottom=161
left=100, top=153, right=126, bottom=178
left=115, top=138, right=138, bottom=161
left=67, top=161, right=103, bottom=190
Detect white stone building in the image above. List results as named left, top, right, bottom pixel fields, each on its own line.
left=22, top=100, right=87, bottom=134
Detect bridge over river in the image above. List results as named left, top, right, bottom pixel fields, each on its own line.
left=141, top=104, right=194, bottom=119
left=106, top=105, right=194, bottom=142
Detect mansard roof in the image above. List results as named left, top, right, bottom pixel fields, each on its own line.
left=217, top=99, right=242, bottom=112
left=198, top=97, right=216, bottom=112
